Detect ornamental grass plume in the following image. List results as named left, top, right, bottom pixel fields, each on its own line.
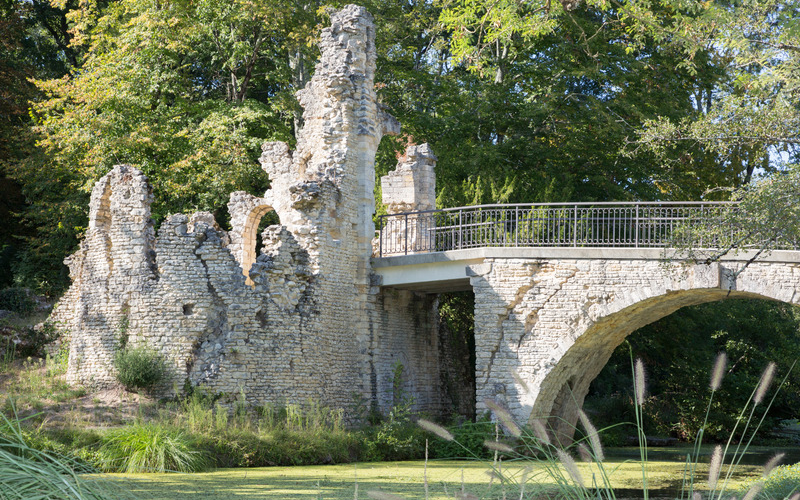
left=511, top=370, right=531, bottom=394
left=708, top=444, right=722, bottom=490
left=634, top=358, right=646, bottom=405
left=484, top=398, right=522, bottom=438
left=742, top=483, right=763, bottom=500
left=530, top=419, right=551, bottom=446
left=483, top=440, right=514, bottom=454
left=577, top=408, right=604, bottom=462
left=710, top=352, right=727, bottom=391
left=762, top=453, right=785, bottom=477
left=556, top=449, right=584, bottom=488
left=754, top=361, right=776, bottom=404
left=416, top=418, right=454, bottom=441
left=576, top=442, right=592, bottom=462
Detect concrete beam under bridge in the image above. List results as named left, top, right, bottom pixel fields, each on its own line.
left=371, top=247, right=800, bottom=293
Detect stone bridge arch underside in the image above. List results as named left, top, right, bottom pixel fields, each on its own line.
left=467, top=254, right=800, bottom=443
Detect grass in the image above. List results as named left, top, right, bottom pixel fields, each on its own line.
left=107, top=459, right=762, bottom=500
left=0, top=312, right=797, bottom=498
left=0, top=411, right=134, bottom=500
left=0, top=356, right=86, bottom=414
left=99, top=423, right=209, bottom=473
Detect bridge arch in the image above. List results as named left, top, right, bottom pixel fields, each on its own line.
left=468, top=256, right=800, bottom=444
left=532, top=286, right=793, bottom=444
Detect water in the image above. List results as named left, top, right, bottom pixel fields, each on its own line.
left=606, top=445, right=800, bottom=466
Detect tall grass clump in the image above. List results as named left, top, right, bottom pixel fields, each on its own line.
left=0, top=410, right=133, bottom=500
left=99, top=422, right=208, bottom=473
left=407, top=356, right=797, bottom=500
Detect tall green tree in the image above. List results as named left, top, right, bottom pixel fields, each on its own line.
left=0, top=0, right=87, bottom=291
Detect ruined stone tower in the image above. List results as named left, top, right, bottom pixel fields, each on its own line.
left=50, top=5, right=446, bottom=415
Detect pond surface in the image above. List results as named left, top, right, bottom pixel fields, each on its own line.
left=606, top=444, right=800, bottom=466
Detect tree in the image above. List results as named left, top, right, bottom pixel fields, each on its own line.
left=0, top=0, right=84, bottom=290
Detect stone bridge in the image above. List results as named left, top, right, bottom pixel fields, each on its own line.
left=372, top=202, right=800, bottom=441
left=50, top=4, right=800, bottom=442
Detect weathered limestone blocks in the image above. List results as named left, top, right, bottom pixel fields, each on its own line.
left=469, top=257, right=800, bottom=443
left=375, top=143, right=438, bottom=256
left=227, top=192, right=273, bottom=284
left=50, top=5, right=447, bottom=420
left=52, top=165, right=156, bottom=388
left=381, top=143, right=437, bottom=214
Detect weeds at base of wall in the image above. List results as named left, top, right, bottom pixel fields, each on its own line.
left=0, top=382, right=435, bottom=472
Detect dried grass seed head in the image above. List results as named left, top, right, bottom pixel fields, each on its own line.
left=556, top=449, right=584, bottom=488
left=742, top=483, right=763, bottom=500
left=417, top=418, right=454, bottom=442
left=483, top=440, right=515, bottom=454
left=708, top=445, right=722, bottom=490
left=530, top=419, right=551, bottom=446
left=762, top=452, right=784, bottom=477
left=484, top=398, right=522, bottom=438
left=634, top=358, right=647, bottom=405
left=710, top=352, right=727, bottom=391
left=577, top=409, right=604, bottom=462
left=754, top=361, right=776, bottom=405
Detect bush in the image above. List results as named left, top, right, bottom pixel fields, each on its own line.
left=114, top=345, right=167, bottom=392
left=429, top=417, right=495, bottom=459
left=200, top=427, right=365, bottom=467
left=13, top=322, right=61, bottom=358
left=739, top=462, right=800, bottom=499
left=0, top=287, right=35, bottom=315
left=367, top=402, right=426, bottom=461
left=99, top=423, right=208, bottom=473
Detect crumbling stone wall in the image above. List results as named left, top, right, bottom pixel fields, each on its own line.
left=51, top=5, right=445, bottom=416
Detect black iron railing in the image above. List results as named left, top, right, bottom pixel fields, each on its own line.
left=375, top=201, right=762, bottom=257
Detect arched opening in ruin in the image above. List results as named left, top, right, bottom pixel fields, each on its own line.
left=241, top=206, right=273, bottom=284
left=234, top=203, right=280, bottom=286
left=530, top=289, right=800, bottom=446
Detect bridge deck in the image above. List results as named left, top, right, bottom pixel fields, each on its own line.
left=371, top=247, right=800, bottom=293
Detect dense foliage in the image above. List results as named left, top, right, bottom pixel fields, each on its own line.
left=587, top=298, right=800, bottom=442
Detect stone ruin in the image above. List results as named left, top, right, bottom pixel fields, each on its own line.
left=50, top=5, right=451, bottom=416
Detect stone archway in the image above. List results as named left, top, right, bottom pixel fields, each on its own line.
left=468, top=256, right=800, bottom=444
left=227, top=192, right=277, bottom=285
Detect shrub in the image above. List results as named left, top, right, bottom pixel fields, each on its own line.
left=0, top=287, right=35, bottom=315
left=368, top=401, right=426, bottom=461
left=429, top=417, right=495, bottom=459
left=740, top=462, right=800, bottom=499
left=99, top=422, right=208, bottom=473
left=113, top=345, right=167, bottom=392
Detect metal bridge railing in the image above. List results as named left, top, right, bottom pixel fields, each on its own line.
left=376, top=201, right=753, bottom=257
